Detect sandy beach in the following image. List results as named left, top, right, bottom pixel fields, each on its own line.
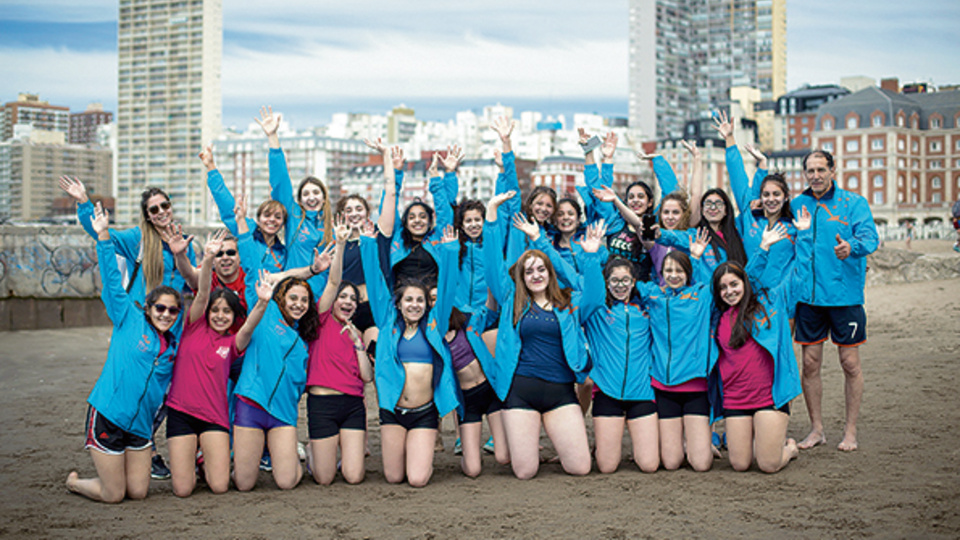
left=1, top=242, right=958, bottom=539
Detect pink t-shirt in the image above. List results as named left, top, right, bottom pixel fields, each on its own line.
left=717, top=308, right=774, bottom=409
left=651, top=377, right=708, bottom=393
left=166, top=317, right=239, bottom=428
left=306, top=308, right=364, bottom=397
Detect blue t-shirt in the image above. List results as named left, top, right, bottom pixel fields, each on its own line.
left=515, top=303, right=574, bottom=383
left=397, top=327, right=433, bottom=365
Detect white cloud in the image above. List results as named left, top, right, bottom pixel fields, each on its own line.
left=0, top=47, right=116, bottom=107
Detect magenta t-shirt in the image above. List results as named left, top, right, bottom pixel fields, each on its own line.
left=306, top=308, right=364, bottom=397
left=166, top=317, right=239, bottom=429
left=717, top=308, right=774, bottom=409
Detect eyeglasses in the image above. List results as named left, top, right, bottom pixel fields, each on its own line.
left=152, top=303, right=181, bottom=316
left=703, top=200, right=725, bottom=210
left=215, top=249, right=238, bottom=258
left=147, top=201, right=172, bottom=215
left=607, top=278, right=633, bottom=287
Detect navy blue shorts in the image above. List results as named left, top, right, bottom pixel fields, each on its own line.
left=654, top=389, right=709, bottom=419
left=458, top=380, right=502, bottom=424
left=503, top=375, right=578, bottom=413
left=592, top=390, right=658, bottom=420
left=307, top=394, right=366, bottom=439
left=795, top=303, right=867, bottom=346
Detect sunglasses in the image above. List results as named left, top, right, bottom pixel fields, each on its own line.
left=214, top=249, right=238, bottom=258
left=147, top=200, right=172, bottom=215
left=152, top=303, right=181, bottom=316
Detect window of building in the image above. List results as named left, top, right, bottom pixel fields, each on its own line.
left=873, top=192, right=884, bottom=205
left=930, top=159, right=942, bottom=168
left=872, top=115, right=882, bottom=127
left=803, top=137, right=809, bottom=145
left=930, top=140, right=942, bottom=152
left=846, top=139, right=859, bottom=152
left=932, top=176, right=942, bottom=188
left=897, top=115, right=905, bottom=127
left=930, top=118, right=941, bottom=129
left=801, top=127, right=809, bottom=135
left=912, top=118, right=919, bottom=129
left=872, top=158, right=884, bottom=167
left=845, top=159, right=859, bottom=169
left=898, top=175, right=904, bottom=187
left=822, top=142, right=834, bottom=152
left=823, top=118, right=833, bottom=130
left=847, top=176, right=859, bottom=189
left=897, top=139, right=905, bottom=151
left=789, top=128, right=796, bottom=135
left=911, top=192, right=918, bottom=203
left=912, top=176, right=918, bottom=188
left=873, top=175, right=883, bottom=187
left=846, top=117, right=858, bottom=129
left=912, top=141, right=919, bottom=152
left=789, top=117, right=795, bottom=125
left=871, top=138, right=884, bottom=150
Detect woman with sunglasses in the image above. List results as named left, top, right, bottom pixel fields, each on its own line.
left=60, top=177, right=197, bottom=304
left=161, top=230, right=274, bottom=496
left=200, top=144, right=287, bottom=273
left=66, top=203, right=183, bottom=503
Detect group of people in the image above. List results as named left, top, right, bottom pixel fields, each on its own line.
left=62, top=107, right=879, bottom=502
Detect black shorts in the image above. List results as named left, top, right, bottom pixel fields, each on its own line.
left=379, top=401, right=439, bottom=431
left=502, top=375, right=578, bottom=413
left=458, top=380, right=502, bottom=424
left=308, top=394, right=366, bottom=439
left=654, top=389, right=710, bottom=419
left=794, top=303, right=867, bottom=346
left=724, top=403, right=790, bottom=418
left=353, top=301, right=375, bottom=333
left=84, top=406, right=151, bottom=455
left=592, top=390, right=657, bottom=420
left=166, top=407, right=229, bottom=438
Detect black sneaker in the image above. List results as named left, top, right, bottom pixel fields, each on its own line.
left=151, top=454, right=171, bottom=480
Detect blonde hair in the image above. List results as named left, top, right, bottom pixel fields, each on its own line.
left=139, top=187, right=170, bottom=292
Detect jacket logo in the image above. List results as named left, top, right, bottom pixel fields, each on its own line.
left=818, top=203, right=849, bottom=226
left=137, top=334, right=151, bottom=353
left=679, top=291, right=699, bottom=301
left=216, top=346, right=230, bottom=359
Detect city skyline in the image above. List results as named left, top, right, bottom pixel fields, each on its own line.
left=2, top=1, right=958, bottom=132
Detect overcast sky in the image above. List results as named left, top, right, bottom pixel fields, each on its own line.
left=2, top=0, right=958, bottom=130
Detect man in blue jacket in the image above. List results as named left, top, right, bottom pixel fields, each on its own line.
left=791, top=150, right=879, bottom=452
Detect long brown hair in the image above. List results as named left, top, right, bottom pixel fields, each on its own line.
left=139, top=187, right=169, bottom=292
left=711, top=262, right=768, bottom=349
left=297, top=177, right=333, bottom=247
left=509, top=249, right=571, bottom=326
left=659, top=191, right=691, bottom=230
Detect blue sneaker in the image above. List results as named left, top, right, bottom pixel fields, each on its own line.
left=453, top=438, right=462, bottom=455
left=259, top=455, right=272, bottom=472
left=151, top=454, right=171, bottom=480
left=482, top=437, right=495, bottom=454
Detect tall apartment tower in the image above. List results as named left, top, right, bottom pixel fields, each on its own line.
left=116, top=0, right=222, bottom=225
left=629, top=0, right=786, bottom=140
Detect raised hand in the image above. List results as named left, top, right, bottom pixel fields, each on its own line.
left=58, top=176, right=88, bottom=203
left=592, top=185, right=617, bottom=203
left=160, top=222, right=194, bottom=255
left=750, top=199, right=763, bottom=212
left=512, top=212, right=540, bottom=241
left=580, top=220, right=608, bottom=253
left=363, top=137, right=387, bottom=154
left=601, top=132, right=618, bottom=160
left=488, top=190, right=516, bottom=211
left=439, top=144, right=463, bottom=172
left=340, top=320, right=363, bottom=345
left=689, top=227, right=711, bottom=259
left=256, top=269, right=278, bottom=302
left=440, top=224, right=458, bottom=244
left=359, top=219, right=377, bottom=238
left=577, top=127, right=591, bottom=146
left=254, top=106, right=281, bottom=137
left=91, top=201, right=110, bottom=236
left=203, top=229, right=227, bottom=258
left=198, top=145, right=216, bottom=171
left=744, top=144, right=768, bottom=169
left=490, top=116, right=515, bottom=141
left=712, top=110, right=734, bottom=142
left=793, top=205, right=811, bottom=231
left=390, top=146, right=405, bottom=171
left=680, top=139, right=701, bottom=158
left=234, top=194, right=249, bottom=222
left=311, top=243, right=335, bottom=275
left=760, top=222, right=788, bottom=251
left=427, top=152, right=440, bottom=178
left=634, top=148, right=660, bottom=161
left=332, top=213, right=350, bottom=243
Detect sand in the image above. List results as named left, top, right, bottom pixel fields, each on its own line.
left=1, top=248, right=958, bottom=538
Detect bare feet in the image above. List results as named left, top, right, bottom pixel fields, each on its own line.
left=798, top=430, right=826, bottom=449
left=785, top=438, right=799, bottom=461
left=837, top=431, right=858, bottom=452
left=65, top=471, right=80, bottom=493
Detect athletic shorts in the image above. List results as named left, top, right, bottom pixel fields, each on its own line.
left=592, top=390, right=658, bottom=420
left=794, top=303, right=867, bottom=346
left=458, top=380, right=502, bottom=424
left=653, top=389, right=709, bottom=419
left=233, top=398, right=291, bottom=431
left=166, top=407, right=229, bottom=438
left=307, top=394, right=366, bottom=439
left=353, top=301, right=375, bottom=333
left=502, top=375, right=578, bottom=413
left=379, top=401, right=439, bottom=430
left=724, top=403, right=789, bottom=418
left=84, top=406, right=151, bottom=455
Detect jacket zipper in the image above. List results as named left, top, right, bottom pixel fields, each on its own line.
left=621, top=303, right=630, bottom=399
left=268, top=340, right=300, bottom=408
left=665, top=297, right=673, bottom=385
left=811, top=202, right=819, bottom=303
left=129, top=350, right=161, bottom=431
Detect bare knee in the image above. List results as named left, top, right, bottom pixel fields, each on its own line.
left=839, top=354, right=862, bottom=378
left=172, top=482, right=194, bottom=498
left=99, top=487, right=126, bottom=504
left=635, top=456, right=659, bottom=474
left=406, top=471, right=432, bottom=488
left=274, top=471, right=301, bottom=491
left=689, top=455, right=713, bottom=472
left=730, top=457, right=752, bottom=472
left=208, top=479, right=229, bottom=494
left=125, top=485, right=148, bottom=501
left=512, top=463, right=538, bottom=480
left=384, top=471, right=405, bottom=484
left=757, top=456, right=785, bottom=474
left=562, top=459, right=591, bottom=476
left=461, top=460, right=482, bottom=478
left=342, top=469, right=364, bottom=485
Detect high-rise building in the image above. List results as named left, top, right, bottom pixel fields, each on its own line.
left=629, top=0, right=786, bottom=141
left=1, top=93, right=70, bottom=142
left=116, top=0, right=222, bottom=225
left=69, top=103, right=113, bottom=146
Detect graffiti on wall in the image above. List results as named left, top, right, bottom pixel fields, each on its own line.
left=0, top=226, right=102, bottom=299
